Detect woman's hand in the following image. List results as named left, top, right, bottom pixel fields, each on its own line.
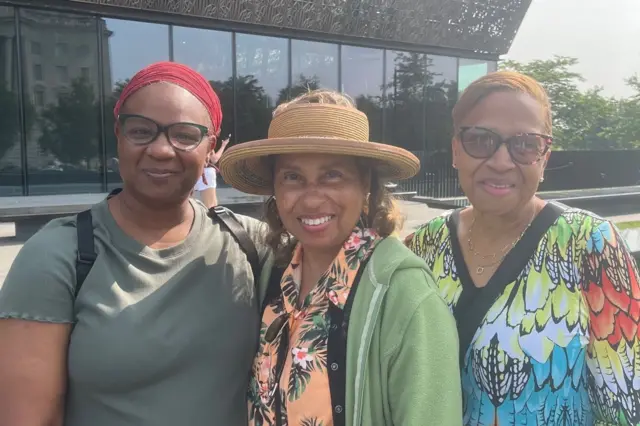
left=208, top=134, right=231, bottom=167
left=0, top=319, right=71, bottom=426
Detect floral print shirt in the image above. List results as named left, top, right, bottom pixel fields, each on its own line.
left=248, top=227, right=380, bottom=426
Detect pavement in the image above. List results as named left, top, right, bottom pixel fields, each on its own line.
left=1, top=200, right=639, bottom=285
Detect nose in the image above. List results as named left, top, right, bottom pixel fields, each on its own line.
left=300, top=187, right=326, bottom=210
left=146, top=131, right=176, bottom=160
left=486, top=144, right=515, bottom=172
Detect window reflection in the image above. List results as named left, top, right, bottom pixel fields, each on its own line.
left=458, top=58, right=492, bottom=93
left=104, top=19, right=169, bottom=189
left=425, top=55, right=458, bottom=197
left=235, top=33, right=288, bottom=143
left=384, top=51, right=427, bottom=154
left=21, top=9, right=102, bottom=195
left=173, top=26, right=233, bottom=145
left=0, top=6, right=22, bottom=196
left=291, top=40, right=338, bottom=95
left=341, top=45, right=383, bottom=142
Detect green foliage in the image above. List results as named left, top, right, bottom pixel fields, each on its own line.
left=500, top=56, right=640, bottom=150
left=38, top=77, right=100, bottom=165
left=0, top=83, right=22, bottom=162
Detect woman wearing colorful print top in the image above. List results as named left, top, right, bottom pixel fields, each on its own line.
left=405, top=71, right=640, bottom=426
left=220, top=90, right=462, bottom=426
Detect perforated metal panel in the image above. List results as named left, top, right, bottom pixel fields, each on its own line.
left=69, top=0, right=531, bottom=54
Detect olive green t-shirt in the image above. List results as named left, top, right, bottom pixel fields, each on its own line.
left=0, top=198, right=270, bottom=426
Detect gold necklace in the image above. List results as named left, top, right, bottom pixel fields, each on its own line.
left=467, top=209, right=537, bottom=275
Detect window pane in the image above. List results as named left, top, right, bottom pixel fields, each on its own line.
left=21, top=9, right=102, bottom=195
left=291, top=40, right=338, bottom=95
left=0, top=6, right=22, bottom=196
left=458, top=58, right=491, bottom=93
left=235, top=33, right=288, bottom=143
left=173, top=26, right=233, bottom=147
left=384, top=51, right=426, bottom=155
left=425, top=55, right=458, bottom=197
left=104, top=19, right=169, bottom=189
left=341, top=45, right=383, bottom=142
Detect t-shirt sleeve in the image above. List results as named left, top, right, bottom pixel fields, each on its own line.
left=0, top=218, right=77, bottom=323
left=235, top=214, right=271, bottom=265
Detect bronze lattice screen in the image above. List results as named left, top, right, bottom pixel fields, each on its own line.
left=70, top=0, right=531, bottom=55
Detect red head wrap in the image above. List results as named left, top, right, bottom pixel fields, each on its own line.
left=113, top=61, right=223, bottom=139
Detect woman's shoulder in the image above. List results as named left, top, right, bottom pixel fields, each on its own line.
left=405, top=210, right=454, bottom=244
left=553, top=205, right=619, bottom=243
left=370, top=236, right=439, bottom=298
left=0, top=214, right=80, bottom=322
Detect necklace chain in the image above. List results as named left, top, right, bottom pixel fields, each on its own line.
left=467, top=209, right=537, bottom=275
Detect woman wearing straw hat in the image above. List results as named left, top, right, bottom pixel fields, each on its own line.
left=220, top=90, right=462, bottom=426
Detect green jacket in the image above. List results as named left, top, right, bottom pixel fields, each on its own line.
left=258, top=237, right=462, bottom=426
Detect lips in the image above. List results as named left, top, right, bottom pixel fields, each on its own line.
left=479, top=179, right=515, bottom=196
left=143, top=169, right=178, bottom=178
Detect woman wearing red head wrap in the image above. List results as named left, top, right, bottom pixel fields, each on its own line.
left=0, top=62, right=271, bottom=426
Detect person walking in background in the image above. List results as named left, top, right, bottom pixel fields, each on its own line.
left=220, top=90, right=462, bottom=426
left=0, top=62, right=271, bottom=426
left=406, top=71, right=640, bottom=426
left=194, top=134, right=230, bottom=208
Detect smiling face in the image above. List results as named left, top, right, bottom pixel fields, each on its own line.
left=116, top=82, right=215, bottom=208
left=452, top=91, right=550, bottom=216
left=273, top=153, right=370, bottom=255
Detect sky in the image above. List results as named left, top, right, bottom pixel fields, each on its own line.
left=505, top=0, right=640, bottom=98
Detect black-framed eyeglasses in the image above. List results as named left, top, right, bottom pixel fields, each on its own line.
left=118, top=114, right=209, bottom=151
left=458, top=126, right=553, bottom=165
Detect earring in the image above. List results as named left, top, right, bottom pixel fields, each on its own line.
left=539, top=176, right=545, bottom=183
left=363, top=193, right=370, bottom=215
left=452, top=163, right=457, bottom=169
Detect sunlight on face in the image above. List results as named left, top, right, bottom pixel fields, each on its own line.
left=273, top=153, right=369, bottom=255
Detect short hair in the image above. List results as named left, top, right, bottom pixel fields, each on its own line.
left=452, top=71, right=552, bottom=135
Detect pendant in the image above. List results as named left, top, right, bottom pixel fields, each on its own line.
left=476, top=266, right=484, bottom=275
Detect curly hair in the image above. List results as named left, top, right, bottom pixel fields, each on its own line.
left=452, top=70, right=553, bottom=135
left=263, top=89, right=403, bottom=266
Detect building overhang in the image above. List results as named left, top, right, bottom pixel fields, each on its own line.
left=65, top=0, right=531, bottom=55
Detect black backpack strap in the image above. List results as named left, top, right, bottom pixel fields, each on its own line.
left=74, top=189, right=121, bottom=299
left=209, top=206, right=261, bottom=285
left=452, top=201, right=567, bottom=368
left=75, top=209, right=96, bottom=298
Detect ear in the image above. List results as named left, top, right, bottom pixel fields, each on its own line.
left=208, top=135, right=217, bottom=154
left=541, top=149, right=551, bottom=170
left=451, top=136, right=461, bottom=166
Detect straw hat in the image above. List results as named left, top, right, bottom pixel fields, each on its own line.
left=219, top=102, right=420, bottom=195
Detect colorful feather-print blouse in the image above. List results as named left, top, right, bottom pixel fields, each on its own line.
left=407, top=208, right=640, bottom=426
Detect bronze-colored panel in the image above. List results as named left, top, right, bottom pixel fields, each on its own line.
left=69, top=0, right=531, bottom=54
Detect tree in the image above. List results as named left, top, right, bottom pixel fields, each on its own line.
left=501, top=56, right=640, bottom=149
left=38, top=77, right=100, bottom=166
left=277, top=74, right=321, bottom=105
left=0, top=83, right=22, bottom=162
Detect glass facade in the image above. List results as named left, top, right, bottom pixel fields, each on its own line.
left=0, top=5, right=496, bottom=197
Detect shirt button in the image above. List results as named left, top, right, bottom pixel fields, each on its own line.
left=335, top=405, right=343, bottom=414
left=331, top=362, right=339, bottom=371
